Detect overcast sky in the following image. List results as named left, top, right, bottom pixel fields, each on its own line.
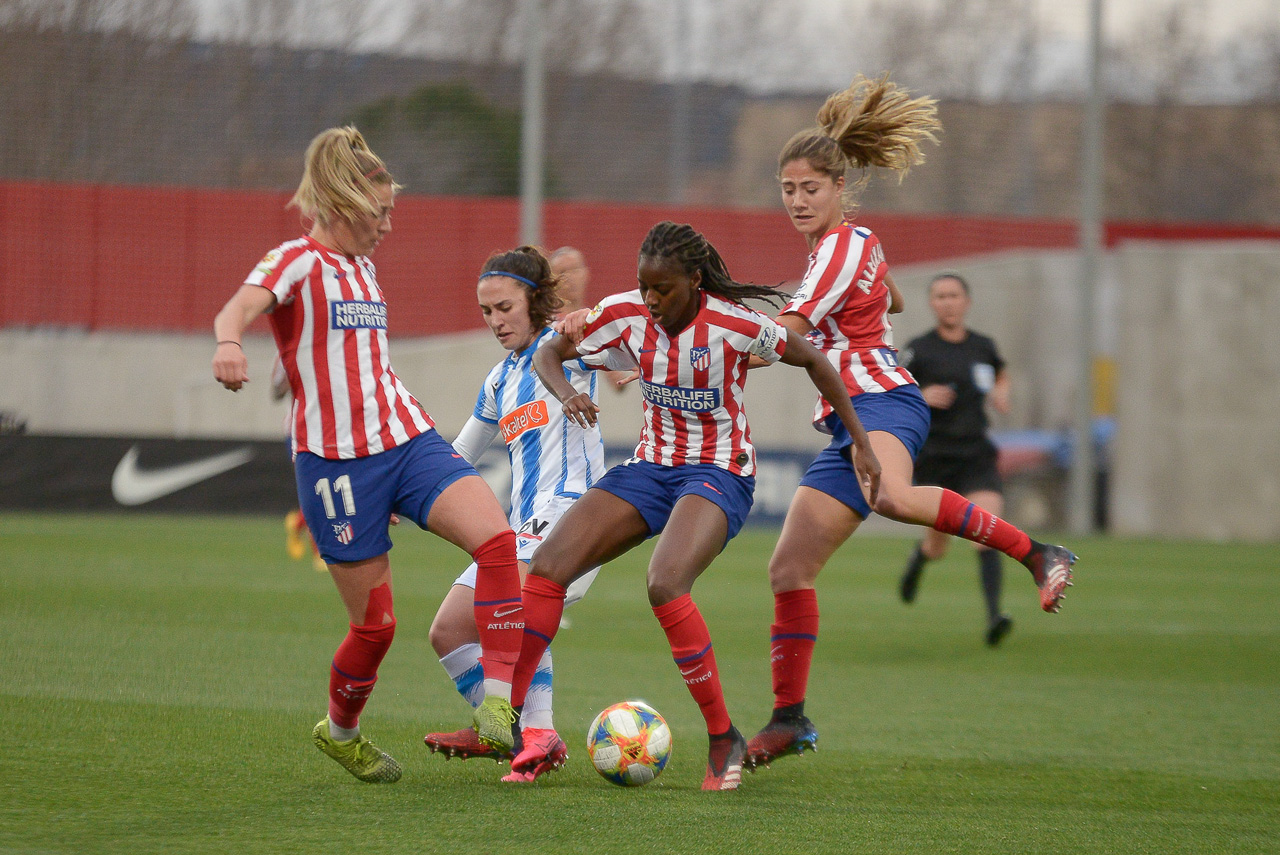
left=1031, top=0, right=1275, bottom=40
left=191, top=0, right=1280, bottom=99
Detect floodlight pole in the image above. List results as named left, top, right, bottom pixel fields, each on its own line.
left=1069, top=0, right=1104, bottom=534
left=519, top=0, right=546, bottom=247
left=668, top=0, right=692, bottom=204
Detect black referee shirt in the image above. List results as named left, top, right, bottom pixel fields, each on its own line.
left=901, top=329, right=1005, bottom=456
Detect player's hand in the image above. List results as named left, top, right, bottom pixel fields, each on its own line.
left=389, top=514, right=400, bottom=526
left=559, top=392, right=600, bottom=427
left=213, top=342, right=250, bottom=391
left=610, top=368, right=640, bottom=387
left=553, top=308, right=591, bottom=344
left=920, top=383, right=956, bottom=409
left=989, top=383, right=1011, bottom=415
left=852, top=443, right=881, bottom=507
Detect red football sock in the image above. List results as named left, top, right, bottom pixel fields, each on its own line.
left=770, top=588, right=819, bottom=710
left=934, top=488, right=1032, bottom=561
left=472, top=530, right=522, bottom=687
left=653, top=594, right=732, bottom=736
left=511, top=574, right=566, bottom=707
left=328, top=583, right=396, bottom=729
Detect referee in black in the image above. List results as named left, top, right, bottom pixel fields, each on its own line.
left=899, top=273, right=1014, bottom=646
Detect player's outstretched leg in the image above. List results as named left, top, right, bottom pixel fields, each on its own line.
left=1021, top=542, right=1077, bottom=613
left=745, top=703, right=819, bottom=772
left=930, top=490, right=1077, bottom=613
left=312, top=718, right=402, bottom=783
left=702, top=726, right=746, bottom=791
left=424, top=727, right=510, bottom=762
left=505, top=727, right=568, bottom=782
left=424, top=642, right=510, bottom=762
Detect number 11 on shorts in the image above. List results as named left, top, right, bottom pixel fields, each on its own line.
left=314, top=475, right=356, bottom=519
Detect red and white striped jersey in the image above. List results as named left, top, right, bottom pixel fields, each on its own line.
left=245, top=236, right=433, bottom=460
left=781, top=223, right=917, bottom=426
left=577, top=290, right=787, bottom=476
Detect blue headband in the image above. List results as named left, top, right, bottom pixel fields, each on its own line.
left=479, top=270, right=540, bottom=290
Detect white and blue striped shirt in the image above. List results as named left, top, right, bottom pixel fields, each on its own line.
left=453, top=327, right=606, bottom=526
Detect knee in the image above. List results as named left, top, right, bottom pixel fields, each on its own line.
left=921, top=531, right=950, bottom=561
left=526, top=551, right=568, bottom=588
left=350, top=618, right=396, bottom=647
left=767, top=535, right=835, bottom=593
left=427, top=613, right=455, bottom=658
left=767, top=556, right=814, bottom=594
left=529, top=538, right=591, bottom=589
left=645, top=572, right=689, bottom=608
left=871, top=482, right=911, bottom=521
left=921, top=541, right=949, bottom=561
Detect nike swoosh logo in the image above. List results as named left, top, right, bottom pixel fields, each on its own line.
left=493, top=606, right=523, bottom=618
left=111, top=444, right=255, bottom=506
left=679, top=666, right=701, bottom=676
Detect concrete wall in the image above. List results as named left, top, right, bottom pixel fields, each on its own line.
left=3, top=242, right=1278, bottom=540
left=1110, top=243, right=1280, bottom=541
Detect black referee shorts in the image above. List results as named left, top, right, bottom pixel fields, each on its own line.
left=912, top=441, right=1003, bottom=495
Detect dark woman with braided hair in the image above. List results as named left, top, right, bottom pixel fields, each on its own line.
left=501, top=220, right=879, bottom=791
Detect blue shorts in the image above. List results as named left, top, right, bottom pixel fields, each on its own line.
left=799, top=384, right=931, bottom=519
left=592, top=459, right=755, bottom=544
left=295, top=430, right=477, bottom=564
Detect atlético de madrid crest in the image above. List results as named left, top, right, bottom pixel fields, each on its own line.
left=332, top=521, right=354, bottom=545
left=689, top=347, right=711, bottom=371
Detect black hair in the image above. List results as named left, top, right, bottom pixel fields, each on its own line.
left=480, top=245, right=564, bottom=330
left=929, top=271, right=970, bottom=296
left=638, top=221, right=787, bottom=308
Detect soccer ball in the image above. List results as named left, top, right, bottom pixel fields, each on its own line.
left=586, top=701, right=673, bottom=786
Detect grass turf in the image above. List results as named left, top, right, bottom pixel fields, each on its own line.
left=1, top=513, right=1276, bottom=853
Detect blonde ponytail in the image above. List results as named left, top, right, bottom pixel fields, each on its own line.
left=289, top=126, right=399, bottom=225
left=779, top=74, right=940, bottom=209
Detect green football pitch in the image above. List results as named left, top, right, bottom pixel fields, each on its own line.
left=1, top=513, right=1276, bottom=854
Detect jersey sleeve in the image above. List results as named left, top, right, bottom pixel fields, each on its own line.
left=244, top=243, right=312, bottom=304
left=579, top=349, right=638, bottom=372
left=472, top=366, right=502, bottom=424
left=747, top=316, right=787, bottom=365
left=987, top=335, right=1006, bottom=374
left=782, top=228, right=885, bottom=329
left=900, top=334, right=925, bottom=373
left=576, top=293, right=642, bottom=362
left=450, top=416, right=499, bottom=466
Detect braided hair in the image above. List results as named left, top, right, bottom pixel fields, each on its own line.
left=480, top=245, right=564, bottom=330
left=639, top=221, right=787, bottom=309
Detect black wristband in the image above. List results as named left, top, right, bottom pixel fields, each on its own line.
left=216, top=341, right=242, bottom=349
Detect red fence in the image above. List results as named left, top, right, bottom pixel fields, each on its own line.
left=4, top=179, right=1275, bottom=336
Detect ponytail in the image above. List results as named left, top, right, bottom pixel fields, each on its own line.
left=289, top=126, right=399, bottom=225
left=779, top=74, right=940, bottom=211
